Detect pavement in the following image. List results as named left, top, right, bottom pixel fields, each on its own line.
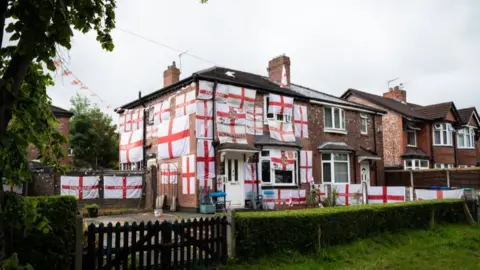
left=84, top=211, right=215, bottom=226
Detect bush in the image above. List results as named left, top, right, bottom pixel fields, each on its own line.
left=235, top=200, right=467, bottom=260
left=5, top=193, right=78, bottom=270
left=84, top=203, right=99, bottom=209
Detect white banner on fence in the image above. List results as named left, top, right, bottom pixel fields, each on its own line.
left=2, top=184, right=22, bottom=194
left=61, top=176, right=100, bottom=200
left=415, top=189, right=464, bottom=200
left=367, top=186, right=406, bottom=204
left=262, top=189, right=307, bottom=209
left=331, top=184, right=363, bottom=206
left=103, top=176, right=143, bottom=199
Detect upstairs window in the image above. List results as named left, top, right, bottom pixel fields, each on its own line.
left=324, top=107, right=345, bottom=132
left=360, top=114, right=368, bottom=134
left=264, top=96, right=292, bottom=124
left=458, top=127, right=475, bottom=149
left=433, top=123, right=452, bottom=146
left=407, top=130, right=417, bottom=147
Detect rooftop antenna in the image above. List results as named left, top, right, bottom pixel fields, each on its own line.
left=178, top=50, right=188, bottom=72
left=387, top=77, right=399, bottom=89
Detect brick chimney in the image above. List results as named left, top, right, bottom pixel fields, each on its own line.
left=383, top=84, right=406, bottom=102
left=163, top=61, right=180, bottom=87
left=267, top=55, right=290, bottom=87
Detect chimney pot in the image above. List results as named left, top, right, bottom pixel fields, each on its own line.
left=384, top=84, right=407, bottom=102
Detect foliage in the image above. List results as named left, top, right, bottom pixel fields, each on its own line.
left=234, top=200, right=467, bottom=260
left=84, top=203, right=99, bottom=209
left=0, top=253, right=33, bottom=270
left=69, top=94, right=119, bottom=170
left=6, top=194, right=77, bottom=270
left=306, top=188, right=318, bottom=208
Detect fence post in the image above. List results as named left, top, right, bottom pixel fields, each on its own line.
left=74, top=215, right=83, bottom=270
left=160, top=221, right=172, bottom=269
left=362, top=181, right=368, bottom=204
left=409, top=170, right=414, bottom=187
left=409, top=186, right=414, bottom=201
left=446, top=170, right=451, bottom=187
left=226, top=209, right=236, bottom=259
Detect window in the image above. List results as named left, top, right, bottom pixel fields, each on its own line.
left=321, top=153, right=350, bottom=183
left=147, top=106, right=155, bottom=125
left=433, top=123, right=452, bottom=146
left=407, top=130, right=417, bottom=147
left=434, top=164, right=454, bottom=169
left=457, top=127, right=476, bottom=149
left=360, top=114, right=368, bottom=134
left=458, top=165, right=475, bottom=168
left=259, top=149, right=297, bottom=185
left=263, top=96, right=292, bottom=124
left=67, top=148, right=74, bottom=157
left=226, top=159, right=239, bottom=182
left=324, top=107, right=345, bottom=132
left=404, top=159, right=429, bottom=170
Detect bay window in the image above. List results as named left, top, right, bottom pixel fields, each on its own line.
left=407, top=130, right=417, bottom=147
left=457, top=127, right=475, bottom=149
left=260, top=150, right=297, bottom=185
left=404, top=159, right=429, bottom=170
left=433, top=123, right=452, bottom=146
left=321, top=153, right=350, bottom=183
left=434, top=163, right=454, bottom=169
left=324, top=107, right=345, bottom=132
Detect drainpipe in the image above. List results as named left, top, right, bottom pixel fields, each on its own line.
left=297, top=148, right=301, bottom=188
left=453, top=129, right=458, bottom=167
left=209, top=80, right=219, bottom=190
left=373, top=115, right=378, bottom=185
left=430, top=124, right=434, bottom=168
left=139, top=91, right=147, bottom=171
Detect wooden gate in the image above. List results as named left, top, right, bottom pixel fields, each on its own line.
left=83, top=217, right=228, bottom=269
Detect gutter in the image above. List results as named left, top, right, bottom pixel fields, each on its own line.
left=310, top=99, right=386, bottom=115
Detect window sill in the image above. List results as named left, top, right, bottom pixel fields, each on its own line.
left=321, top=182, right=350, bottom=185
left=262, top=183, right=297, bottom=187
left=361, top=132, right=368, bottom=136
left=457, top=147, right=475, bottom=150
left=432, top=144, right=453, bottom=147
left=324, top=128, right=347, bottom=135
left=406, top=144, right=417, bottom=147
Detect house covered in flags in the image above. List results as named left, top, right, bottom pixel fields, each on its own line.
left=116, top=55, right=386, bottom=210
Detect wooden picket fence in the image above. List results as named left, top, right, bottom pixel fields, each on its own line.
left=83, top=217, right=228, bottom=270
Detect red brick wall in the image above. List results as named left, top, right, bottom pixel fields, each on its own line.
left=457, top=149, right=477, bottom=166
left=416, top=123, right=432, bottom=159
left=433, top=146, right=455, bottom=164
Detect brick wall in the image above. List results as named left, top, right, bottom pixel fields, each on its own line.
left=28, top=116, right=71, bottom=164
left=433, top=146, right=455, bottom=164
left=457, top=149, right=477, bottom=166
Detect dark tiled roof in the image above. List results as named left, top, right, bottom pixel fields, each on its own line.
left=412, top=102, right=457, bottom=121
left=253, top=133, right=302, bottom=148
left=50, top=105, right=74, bottom=117
left=217, top=143, right=260, bottom=152
left=356, top=148, right=379, bottom=158
left=457, top=107, right=475, bottom=125
left=401, top=147, right=429, bottom=158
left=317, top=142, right=355, bottom=152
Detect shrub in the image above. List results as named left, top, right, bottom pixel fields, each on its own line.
left=235, top=200, right=466, bottom=260
left=84, top=203, right=99, bottom=209
left=6, top=194, right=78, bottom=270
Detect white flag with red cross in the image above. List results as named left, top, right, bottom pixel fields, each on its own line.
left=279, top=189, right=306, bottom=205
left=316, top=184, right=328, bottom=202
left=182, top=154, right=196, bottom=195
left=197, top=80, right=214, bottom=100
left=280, top=65, right=288, bottom=87
left=118, top=109, right=131, bottom=133
left=294, top=105, right=308, bottom=138
left=175, top=90, right=196, bottom=117
left=244, top=163, right=261, bottom=199
left=270, top=150, right=295, bottom=171
left=196, top=100, right=213, bottom=139
left=61, top=176, right=99, bottom=199
left=146, top=125, right=158, bottom=140
left=227, top=85, right=256, bottom=109
left=119, top=129, right=144, bottom=163
left=300, top=150, right=313, bottom=184
left=196, top=139, right=215, bottom=191
left=268, top=120, right=295, bottom=142
left=367, top=186, right=406, bottom=204
left=153, top=98, right=171, bottom=125
left=129, top=109, right=144, bottom=132
left=215, top=83, right=230, bottom=103
left=3, top=184, right=22, bottom=194
left=216, top=103, right=247, bottom=144
left=246, top=106, right=263, bottom=135
left=159, top=163, right=178, bottom=184
left=268, top=94, right=293, bottom=115
left=103, top=176, right=143, bottom=199
left=332, top=184, right=363, bottom=206
left=415, top=189, right=464, bottom=200
left=157, top=115, right=190, bottom=160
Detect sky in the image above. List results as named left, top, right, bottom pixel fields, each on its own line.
left=47, top=0, right=480, bottom=123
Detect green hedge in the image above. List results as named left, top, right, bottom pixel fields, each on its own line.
left=5, top=193, right=78, bottom=270
left=235, top=200, right=467, bottom=259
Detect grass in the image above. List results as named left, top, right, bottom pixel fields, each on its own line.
left=223, top=225, right=480, bottom=270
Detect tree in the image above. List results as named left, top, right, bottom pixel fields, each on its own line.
left=69, top=95, right=118, bottom=170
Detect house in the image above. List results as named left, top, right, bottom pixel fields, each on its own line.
left=342, top=86, right=480, bottom=170
left=117, top=55, right=385, bottom=210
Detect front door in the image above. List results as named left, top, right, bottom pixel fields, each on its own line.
left=224, top=158, right=245, bottom=208
left=360, top=162, right=370, bottom=183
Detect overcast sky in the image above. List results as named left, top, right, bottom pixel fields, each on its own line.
left=47, top=0, right=480, bottom=122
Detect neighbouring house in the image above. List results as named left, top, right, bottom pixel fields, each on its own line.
left=117, top=55, right=385, bottom=211
left=342, top=86, right=480, bottom=170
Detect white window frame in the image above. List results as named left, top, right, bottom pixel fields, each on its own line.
left=263, top=96, right=292, bottom=124
left=324, top=107, right=346, bottom=134
left=404, top=159, right=429, bottom=170
left=457, top=126, right=476, bottom=149
left=321, top=152, right=350, bottom=184
left=434, top=163, right=454, bottom=169
left=407, top=130, right=417, bottom=147
left=433, top=123, right=453, bottom=146
left=259, top=149, right=297, bottom=187
left=360, top=114, right=368, bottom=135
left=458, top=165, right=475, bottom=168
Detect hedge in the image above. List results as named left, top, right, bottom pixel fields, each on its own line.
left=235, top=200, right=467, bottom=259
left=5, top=193, right=78, bottom=270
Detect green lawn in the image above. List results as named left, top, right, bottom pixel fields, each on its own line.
left=223, top=225, right=480, bottom=270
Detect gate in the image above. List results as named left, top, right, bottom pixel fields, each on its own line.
left=158, top=163, right=179, bottom=209
left=83, top=217, right=228, bottom=269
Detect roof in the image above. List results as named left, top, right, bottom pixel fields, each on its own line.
left=412, top=102, right=460, bottom=122
left=356, top=147, right=380, bottom=158
left=458, top=107, right=474, bottom=124
left=253, top=133, right=302, bottom=148
left=401, top=147, right=429, bottom=158
left=317, top=142, right=355, bottom=152
left=50, top=105, right=74, bottom=117
left=217, top=143, right=260, bottom=152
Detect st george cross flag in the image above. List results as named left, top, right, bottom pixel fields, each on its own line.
left=103, top=176, right=143, bottom=199
left=119, top=129, right=144, bottom=163
left=129, top=109, right=143, bottom=132
left=268, top=94, right=293, bottom=115
left=268, top=120, right=295, bottom=142
left=300, top=150, right=313, bottom=183
left=415, top=189, right=464, bottom=200
left=196, top=100, right=213, bottom=139
left=332, top=184, right=363, bottom=206
left=227, top=85, right=256, bottom=109
left=215, top=83, right=230, bottom=103
left=196, top=140, right=215, bottom=191
left=3, top=184, right=22, bottom=194
left=216, top=103, right=247, bottom=144
left=280, top=64, right=288, bottom=87
left=294, top=105, right=308, bottom=138
left=61, top=176, right=99, bottom=199
left=153, top=98, right=171, bottom=125
left=159, top=163, right=178, bottom=184
left=270, top=150, right=295, bottom=171
left=244, top=163, right=261, bottom=199
left=146, top=125, right=158, bottom=140
left=175, top=90, right=196, bottom=117
left=246, top=106, right=263, bottom=135
left=157, top=115, right=190, bottom=160
left=182, top=154, right=196, bottom=195
left=368, top=186, right=406, bottom=204
left=118, top=110, right=131, bottom=133
left=197, top=80, right=214, bottom=100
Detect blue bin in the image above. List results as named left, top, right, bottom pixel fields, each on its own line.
left=429, top=186, right=451, bottom=190
left=263, top=190, right=275, bottom=196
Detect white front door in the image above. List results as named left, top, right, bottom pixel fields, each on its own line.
left=360, top=162, right=370, bottom=183
left=224, top=158, right=245, bottom=208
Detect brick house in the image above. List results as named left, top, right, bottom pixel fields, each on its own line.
left=342, top=86, right=479, bottom=170
left=117, top=55, right=385, bottom=210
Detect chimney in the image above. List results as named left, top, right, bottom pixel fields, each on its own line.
left=267, top=55, right=290, bottom=87
left=163, top=61, right=180, bottom=87
left=383, top=84, right=407, bottom=102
